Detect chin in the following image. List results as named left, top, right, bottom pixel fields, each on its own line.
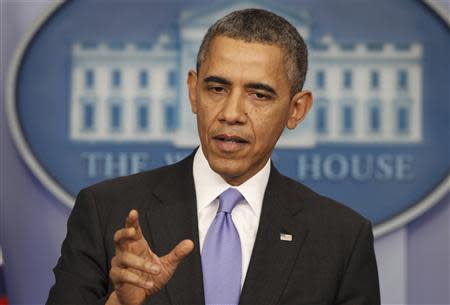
left=209, top=158, right=246, bottom=181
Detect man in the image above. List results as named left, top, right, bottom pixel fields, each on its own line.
left=47, top=8, right=380, bottom=305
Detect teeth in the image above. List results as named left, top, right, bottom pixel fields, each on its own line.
left=215, top=136, right=245, bottom=143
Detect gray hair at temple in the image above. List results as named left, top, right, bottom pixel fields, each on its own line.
left=196, top=8, right=308, bottom=96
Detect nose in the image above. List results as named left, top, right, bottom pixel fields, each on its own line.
left=218, top=90, right=247, bottom=125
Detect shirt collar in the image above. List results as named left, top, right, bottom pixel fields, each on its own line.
left=193, top=147, right=271, bottom=216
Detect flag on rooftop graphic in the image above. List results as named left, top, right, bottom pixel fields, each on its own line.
left=0, top=246, right=8, bottom=305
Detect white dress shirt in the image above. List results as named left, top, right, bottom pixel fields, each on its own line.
left=193, top=147, right=271, bottom=288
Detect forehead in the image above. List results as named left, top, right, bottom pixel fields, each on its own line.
left=201, top=36, right=290, bottom=86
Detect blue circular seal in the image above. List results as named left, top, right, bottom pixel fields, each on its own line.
left=6, top=0, right=450, bottom=237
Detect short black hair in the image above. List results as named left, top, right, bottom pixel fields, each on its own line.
left=196, top=8, right=308, bottom=95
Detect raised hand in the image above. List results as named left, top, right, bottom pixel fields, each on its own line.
left=107, top=210, right=194, bottom=305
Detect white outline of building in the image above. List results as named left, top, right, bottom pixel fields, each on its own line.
left=69, top=2, right=423, bottom=147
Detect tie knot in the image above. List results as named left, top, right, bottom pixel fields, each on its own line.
left=218, top=188, right=243, bottom=214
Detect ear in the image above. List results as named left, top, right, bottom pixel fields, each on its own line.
left=187, top=70, right=198, bottom=114
left=286, top=90, right=313, bottom=130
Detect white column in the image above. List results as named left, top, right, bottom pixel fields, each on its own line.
left=122, top=65, right=136, bottom=138
left=327, top=65, right=340, bottom=141
left=409, top=65, right=422, bottom=143
left=354, top=66, right=368, bottom=140
left=150, top=68, right=165, bottom=138
left=381, top=67, right=395, bottom=141
left=143, top=65, right=152, bottom=140
left=70, top=66, right=82, bottom=140
left=96, top=66, right=109, bottom=139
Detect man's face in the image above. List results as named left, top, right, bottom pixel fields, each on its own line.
left=188, top=36, right=312, bottom=185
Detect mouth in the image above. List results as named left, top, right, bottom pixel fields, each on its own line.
left=213, top=134, right=248, bottom=143
left=212, top=134, right=249, bottom=152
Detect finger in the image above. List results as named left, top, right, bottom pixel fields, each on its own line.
left=110, top=266, right=154, bottom=290
left=164, top=239, right=194, bottom=267
left=125, top=209, right=143, bottom=239
left=112, top=252, right=161, bottom=275
left=114, top=227, right=140, bottom=247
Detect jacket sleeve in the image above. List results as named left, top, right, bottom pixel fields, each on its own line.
left=46, top=188, right=112, bottom=305
left=335, top=220, right=381, bottom=305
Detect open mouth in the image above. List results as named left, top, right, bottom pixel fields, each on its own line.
left=213, top=134, right=249, bottom=144
left=212, top=134, right=249, bottom=152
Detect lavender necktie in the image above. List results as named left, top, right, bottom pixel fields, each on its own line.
left=202, top=188, right=243, bottom=305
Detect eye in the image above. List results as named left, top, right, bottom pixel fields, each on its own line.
left=208, top=86, right=226, bottom=94
left=251, top=92, right=272, bottom=101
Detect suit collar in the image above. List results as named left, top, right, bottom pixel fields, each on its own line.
left=144, top=151, right=205, bottom=305
left=143, top=153, right=310, bottom=305
left=193, top=146, right=271, bottom=223
left=239, top=164, right=310, bottom=305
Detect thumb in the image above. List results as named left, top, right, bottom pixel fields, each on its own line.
left=164, top=239, right=194, bottom=267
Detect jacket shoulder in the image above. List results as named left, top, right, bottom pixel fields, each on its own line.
left=76, top=155, right=193, bottom=216
left=87, top=160, right=181, bottom=196
left=279, top=173, right=371, bottom=229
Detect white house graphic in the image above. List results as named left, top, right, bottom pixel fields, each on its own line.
left=69, top=1, right=422, bottom=147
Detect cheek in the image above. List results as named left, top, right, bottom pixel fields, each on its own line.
left=251, top=112, right=287, bottom=147
left=197, top=104, right=217, bottom=134
left=254, top=119, right=280, bottom=140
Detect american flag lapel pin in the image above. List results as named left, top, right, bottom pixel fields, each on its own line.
left=280, top=233, right=293, bottom=242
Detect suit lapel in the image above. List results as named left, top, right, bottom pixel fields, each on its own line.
left=239, top=165, right=310, bottom=305
left=142, top=154, right=309, bottom=305
left=144, top=153, right=205, bottom=305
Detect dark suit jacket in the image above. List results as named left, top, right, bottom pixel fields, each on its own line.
left=47, top=151, right=380, bottom=305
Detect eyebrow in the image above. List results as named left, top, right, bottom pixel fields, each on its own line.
left=203, top=75, right=232, bottom=86
left=203, top=75, right=278, bottom=97
left=245, top=82, right=278, bottom=96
